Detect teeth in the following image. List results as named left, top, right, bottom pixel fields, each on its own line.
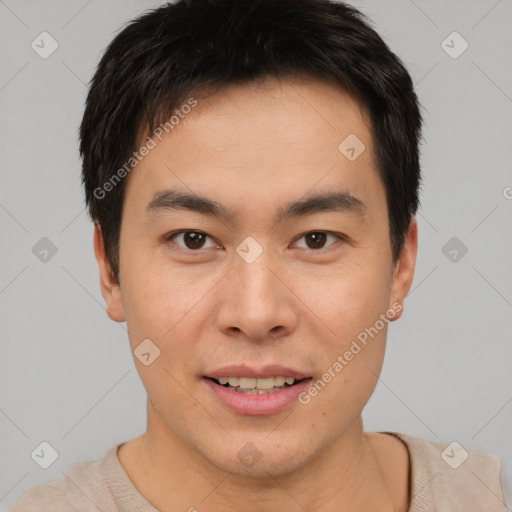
left=274, top=376, right=285, bottom=386
left=255, top=377, right=274, bottom=390
left=215, top=376, right=297, bottom=390
left=238, top=377, right=256, bottom=389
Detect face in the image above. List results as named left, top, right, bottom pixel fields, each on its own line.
left=95, top=77, right=417, bottom=477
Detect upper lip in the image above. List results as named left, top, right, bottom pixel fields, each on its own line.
left=205, top=364, right=310, bottom=380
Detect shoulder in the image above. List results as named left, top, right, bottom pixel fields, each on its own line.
left=8, top=446, right=119, bottom=512
left=386, top=432, right=507, bottom=512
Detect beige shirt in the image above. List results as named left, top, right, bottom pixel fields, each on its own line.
left=9, top=432, right=507, bottom=511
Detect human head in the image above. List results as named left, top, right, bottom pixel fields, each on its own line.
left=79, top=0, right=422, bottom=284
left=84, top=0, right=421, bottom=484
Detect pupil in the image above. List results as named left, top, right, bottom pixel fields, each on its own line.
left=185, top=232, right=204, bottom=249
left=306, top=232, right=326, bottom=249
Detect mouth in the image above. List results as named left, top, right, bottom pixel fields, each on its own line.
left=205, top=375, right=309, bottom=395
left=202, top=366, right=313, bottom=415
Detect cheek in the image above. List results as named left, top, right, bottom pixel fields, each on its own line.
left=296, top=257, right=392, bottom=337
left=119, top=269, right=205, bottom=402
left=296, top=258, right=392, bottom=406
left=119, top=256, right=219, bottom=358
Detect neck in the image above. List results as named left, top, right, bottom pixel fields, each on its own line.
left=119, top=399, right=399, bottom=512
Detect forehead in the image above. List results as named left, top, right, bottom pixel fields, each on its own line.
left=125, top=77, right=383, bottom=220
left=176, top=77, right=372, bottom=162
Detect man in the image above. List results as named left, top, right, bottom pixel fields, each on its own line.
left=10, top=0, right=506, bottom=510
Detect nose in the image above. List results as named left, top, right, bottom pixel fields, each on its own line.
left=215, top=248, right=299, bottom=342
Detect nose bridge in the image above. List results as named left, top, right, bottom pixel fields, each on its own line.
left=234, top=234, right=277, bottom=294
left=216, top=241, right=297, bottom=340
left=237, top=249, right=277, bottom=303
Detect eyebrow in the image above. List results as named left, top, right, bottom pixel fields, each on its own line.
left=145, top=189, right=367, bottom=223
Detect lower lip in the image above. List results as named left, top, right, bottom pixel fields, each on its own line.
left=203, top=378, right=312, bottom=415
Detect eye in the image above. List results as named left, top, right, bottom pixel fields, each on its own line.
left=166, top=230, right=220, bottom=250
left=293, top=231, right=343, bottom=250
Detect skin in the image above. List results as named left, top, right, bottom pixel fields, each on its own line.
left=94, top=77, right=417, bottom=511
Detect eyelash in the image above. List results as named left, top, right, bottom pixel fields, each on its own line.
left=164, top=230, right=345, bottom=252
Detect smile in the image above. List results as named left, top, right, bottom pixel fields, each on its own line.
left=203, top=374, right=312, bottom=415
left=214, top=376, right=298, bottom=394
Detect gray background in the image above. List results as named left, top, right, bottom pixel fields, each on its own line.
left=1, top=0, right=511, bottom=509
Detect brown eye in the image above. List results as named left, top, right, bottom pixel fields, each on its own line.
left=305, top=232, right=327, bottom=249
left=183, top=232, right=206, bottom=249
left=167, top=231, right=217, bottom=250
left=294, top=231, right=341, bottom=250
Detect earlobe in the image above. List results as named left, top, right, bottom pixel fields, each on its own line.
left=389, top=217, right=418, bottom=322
left=93, top=224, right=126, bottom=322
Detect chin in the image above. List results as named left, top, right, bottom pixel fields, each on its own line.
left=201, top=436, right=315, bottom=478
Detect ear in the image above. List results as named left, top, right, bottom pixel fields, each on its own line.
left=389, top=216, right=418, bottom=321
left=93, top=224, right=125, bottom=322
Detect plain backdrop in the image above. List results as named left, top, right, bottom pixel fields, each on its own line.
left=1, top=0, right=511, bottom=509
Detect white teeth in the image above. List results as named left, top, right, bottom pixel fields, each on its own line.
left=239, top=377, right=256, bottom=389
left=273, top=376, right=286, bottom=386
left=215, top=376, right=297, bottom=390
left=256, top=377, right=274, bottom=390
left=227, top=377, right=239, bottom=387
